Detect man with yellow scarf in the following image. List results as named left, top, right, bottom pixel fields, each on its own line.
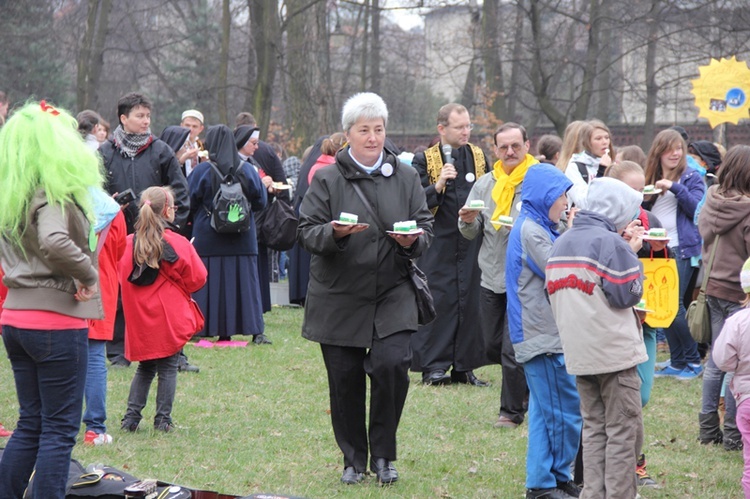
left=458, top=123, right=535, bottom=428
left=411, top=103, right=490, bottom=387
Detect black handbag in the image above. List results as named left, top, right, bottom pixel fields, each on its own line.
left=255, top=195, right=299, bottom=251
left=349, top=181, right=436, bottom=325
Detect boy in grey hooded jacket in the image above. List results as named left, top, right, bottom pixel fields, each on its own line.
left=546, top=177, right=647, bottom=499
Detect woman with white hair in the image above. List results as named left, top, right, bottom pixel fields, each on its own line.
left=298, top=92, right=433, bottom=485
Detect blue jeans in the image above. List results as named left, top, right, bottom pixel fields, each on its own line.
left=664, top=254, right=700, bottom=369
left=0, top=325, right=88, bottom=499
left=637, top=326, right=657, bottom=407
left=701, top=296, right=741, bottom=419
left=123, top=353, right=180, bottom=428
left=523, top=354, right=581, bottom=489
left=83, top=339, right=108, bottom=433
left=279, top=251, right=288, bottom=279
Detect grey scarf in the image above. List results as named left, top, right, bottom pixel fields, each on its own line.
left=113, top=125, right=152, bottom=158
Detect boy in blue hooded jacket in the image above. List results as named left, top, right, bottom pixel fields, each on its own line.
left=506, top=163, right=581, bottom=499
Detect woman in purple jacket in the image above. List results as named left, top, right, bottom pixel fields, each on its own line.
left=644, top=129, right=705, bottom=379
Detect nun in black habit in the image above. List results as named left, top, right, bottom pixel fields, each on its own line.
left=188, top=125, right=267, bottom=342
left=234, top=126, right=289, bottom=327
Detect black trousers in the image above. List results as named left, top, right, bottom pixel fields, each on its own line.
left=320, top=331, right=412, bottom=472
left=480, top=287, right=528, bottom=424
left=106, top=301, right=128, bottom=365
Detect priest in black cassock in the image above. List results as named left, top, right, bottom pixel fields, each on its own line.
left=411, top=103, right=490, bottom=386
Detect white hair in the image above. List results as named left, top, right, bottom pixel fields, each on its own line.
left=341, top=92, right=388, bottom=132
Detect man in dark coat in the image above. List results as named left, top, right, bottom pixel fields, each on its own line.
left=411, top=103, right=490, bottom=386
left=101, top=92, right=194, bottom=371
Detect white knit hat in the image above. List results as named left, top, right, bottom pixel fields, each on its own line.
left=181, top=109, right=204, bottom=124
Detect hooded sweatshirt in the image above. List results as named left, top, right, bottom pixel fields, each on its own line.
left=506, top=164, right=572, bottom=363
left=546, top=177, right=647, bottom=375
left=698, top=185, right=750, bottom=303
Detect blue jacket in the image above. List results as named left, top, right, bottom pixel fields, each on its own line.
left=643, top=167, right=705, bottom=260
left=506, top=164, right=572, bottom=363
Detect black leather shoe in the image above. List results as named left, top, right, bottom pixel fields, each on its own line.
left=253, top=334, right=272, bottom=345
left=370, top=457, right=398, bottom=485
left=451, top=370, right=490, bottom=387
left=525, top=488, right=569, bottom=499
left=340, top=466, right=364, bottom=484
left=422, top=369, right=451, bottom=385
left=178, top=362, right=200, bottom=373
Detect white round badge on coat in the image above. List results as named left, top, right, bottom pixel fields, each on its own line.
left=382, top=163, right=394, bottom=177
left=465, top=172, right=476, bottom=183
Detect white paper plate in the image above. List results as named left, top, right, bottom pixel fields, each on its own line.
left=634, top=306, right=654, bottom=313
left=643, top=188, right=662, bottom=195
left=491, top=221, right=513, bottom=229
left=643, top=236, right=669, bottom=242
left=462, top=206, right=487, bottom=211
left=386, top=228, right=424, bottom=236
left=332, top=220, right=369, bottom=228
left=272, top=182, right=291, bottom=190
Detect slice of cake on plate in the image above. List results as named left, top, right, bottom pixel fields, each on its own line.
left=393, top=220, right=417, bottom=233
left=647, top=228, right=666, bottom=238
left=339, top=212, right=358, bottom=224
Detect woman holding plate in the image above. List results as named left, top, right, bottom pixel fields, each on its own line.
left=297, top=92, right=433, bottom=485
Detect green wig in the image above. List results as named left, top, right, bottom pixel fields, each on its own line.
left=0, top=101, right=104, bottom=246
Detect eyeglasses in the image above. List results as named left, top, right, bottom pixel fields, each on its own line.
left=448, top=124, right=474, bottom=132
left=496, top=143, right=524, bottom=154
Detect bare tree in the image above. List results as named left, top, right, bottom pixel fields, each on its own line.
left=247, top=0, right=281, bottom=134
left=77, top=0, right=113, bottom=111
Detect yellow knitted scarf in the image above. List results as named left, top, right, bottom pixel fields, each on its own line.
left=490, top=154, right=538, bottom=228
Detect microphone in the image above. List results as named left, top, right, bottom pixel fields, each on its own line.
left=442, top=143, right=453, bottom=188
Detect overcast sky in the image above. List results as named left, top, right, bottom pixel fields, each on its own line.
left=383, top=0, right=426, bottom=31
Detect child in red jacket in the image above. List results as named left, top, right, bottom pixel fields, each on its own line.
left=118, top=186, right=207, bottom=432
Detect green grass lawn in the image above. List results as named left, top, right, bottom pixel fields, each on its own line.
left=0, top=306, right=744, bottom=498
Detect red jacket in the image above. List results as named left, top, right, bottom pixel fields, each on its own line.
left=89, top=211, right=126, bottom=341
left=307, top=154, right=335, bottom=184
left=118, top=229, right=207, bottom=362
left=0, top=269, right=6, bottom=313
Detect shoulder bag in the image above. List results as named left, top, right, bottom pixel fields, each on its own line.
left=686, top=235, right=719, bottom=343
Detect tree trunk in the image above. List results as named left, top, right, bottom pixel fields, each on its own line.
left=595, top=0, right=611, bottom=120
left=572, top=0, right=601, bottom=120
left=529, top=0, right=567, bottom=134
left=481, top=0, right=507, bottom=121
left=642, top=0, right=660, bottom=152
left=371, top=0, right=381, bottom=94
left=217, top=0, right=230, bottom=124
left=507, top=3, right=525, bottom=120
left=285, top=0, right=332, bottom=147
left=248, top=0, right=280, bottom=134
left=360, top=0, right=370, bottom=91
left=77, top=0, right=111, bottom=111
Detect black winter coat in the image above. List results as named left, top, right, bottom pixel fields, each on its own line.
left=298, top=147, right=434, bottom=348
left=101, top=137, right=190, bottom=233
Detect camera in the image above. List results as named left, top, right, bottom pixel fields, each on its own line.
left=114, top=188, right=136, bottom=206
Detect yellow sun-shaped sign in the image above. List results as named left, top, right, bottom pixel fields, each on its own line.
left=690, top=57, right=750, bottom=128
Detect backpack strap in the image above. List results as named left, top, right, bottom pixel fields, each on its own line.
left=575, top=161, right=589, bottom=184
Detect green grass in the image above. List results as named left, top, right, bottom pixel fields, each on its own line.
left=0, top=306, right=744, bottom=498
